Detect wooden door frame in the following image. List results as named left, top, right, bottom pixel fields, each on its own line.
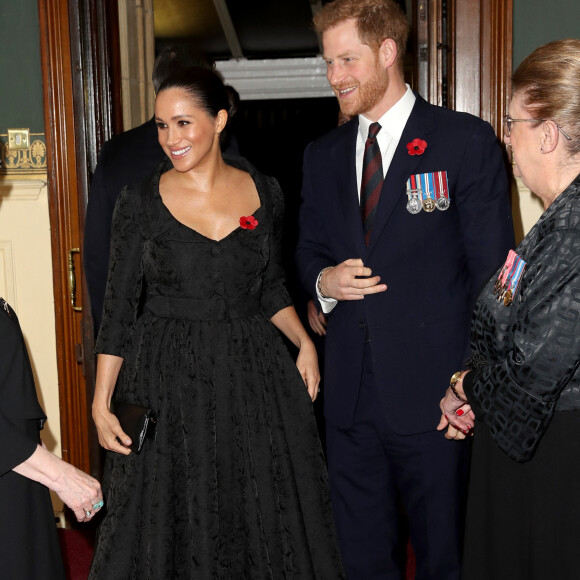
left=455, top=0, right=513, bottom=137
left=413, top=0, right=512, bottom=138
left=38, top=0, right=119, bottom=478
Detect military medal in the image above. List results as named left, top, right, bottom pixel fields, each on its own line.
left=406, top=171, right=451, bottom=214
left=433, top=171, right=451, bottom=210
left=423, top=197, right=436, bottom=212
left=495, top=250, right=526, bottom=306
left=503, top=290, right=513, bottom=306
left=406, top=193, right=422, bottom=214
left=493, top=269, right=504, bottom=295
left=405, top=175, right=423, bottom=214
left=418, top=173, right=436, bottom=212
left=504, top=254, right=526, bottom=306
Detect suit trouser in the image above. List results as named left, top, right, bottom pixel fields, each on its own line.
left=326, top=344, right=469, bottom=580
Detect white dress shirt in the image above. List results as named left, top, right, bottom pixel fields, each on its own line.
left=317, top=85, right=416, bottom=313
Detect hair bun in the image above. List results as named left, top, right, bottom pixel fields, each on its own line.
left=224, top=85, right=240, bottom=122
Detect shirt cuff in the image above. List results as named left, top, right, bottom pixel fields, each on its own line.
left=315, top=270, right=337, bottom=314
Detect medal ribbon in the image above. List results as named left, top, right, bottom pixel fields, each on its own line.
left=434, top=171, right=449, bottom=202
left=419, top=173, right=434, bottom=202
left=499, top=250, right=517, bottom=288
left=507, top=255, right=526, bottom=294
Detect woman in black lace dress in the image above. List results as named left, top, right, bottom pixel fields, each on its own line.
left=89, top=67, right=344, bottom=579
left=438, top=40, right=580, bottom=579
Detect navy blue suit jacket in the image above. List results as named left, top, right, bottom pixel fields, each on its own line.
left=296, top=94, right=515, bottom=434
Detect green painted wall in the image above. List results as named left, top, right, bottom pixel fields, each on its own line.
left=0, top=0, right=44, bottom=133
left=513, top=0, right=580, bottom=69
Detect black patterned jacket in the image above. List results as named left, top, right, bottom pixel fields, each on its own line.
left=464, top=173, right=580, bottom=462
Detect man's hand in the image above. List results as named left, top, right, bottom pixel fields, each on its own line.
left=321, top=259, right=387, bottom=301
left=307, top=299, right=327, bottom=336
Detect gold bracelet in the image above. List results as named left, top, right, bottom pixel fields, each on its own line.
left=449, top=371, right=466, bottom=401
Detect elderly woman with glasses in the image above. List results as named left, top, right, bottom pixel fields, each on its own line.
left=437, top=39, right=580, bottom=580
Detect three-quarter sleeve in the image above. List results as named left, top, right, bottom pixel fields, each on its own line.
left=259, top=176, right=293, bottom=319
left=95, top=186, right=145, bottom=358
left=0, top=309, right=45, bottom=476
left=465, top=229, right=580, bottom=461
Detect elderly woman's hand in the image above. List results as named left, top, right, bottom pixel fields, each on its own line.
left=441, top=422, right=471, bottom=441
left=13, top=444, right=103, bottom=523
left=52, top=460, right=104, bottom=522
left=437, top=387, right=475, bottom=435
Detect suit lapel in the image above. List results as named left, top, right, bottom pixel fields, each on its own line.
left=367, top=96, right=435, bottom=255
left=333, top=118, right=367, bottom=257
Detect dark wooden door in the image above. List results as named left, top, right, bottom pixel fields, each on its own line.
left=38, top=0, right=121, bottom=478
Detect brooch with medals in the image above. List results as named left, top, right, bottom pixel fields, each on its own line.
left=494, top=249, right=526, bottom=306
left=405, top=171, right=450, bottom=214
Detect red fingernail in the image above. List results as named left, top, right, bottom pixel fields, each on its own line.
left=456, top=409, right=464, bottom=417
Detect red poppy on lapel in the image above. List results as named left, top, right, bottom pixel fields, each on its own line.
left=240, top=215, right=259, bottom=230
left=407, top=138, right=428, bottom=156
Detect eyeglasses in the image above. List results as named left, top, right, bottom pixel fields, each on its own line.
left=503, top=115, right=572, bottom=140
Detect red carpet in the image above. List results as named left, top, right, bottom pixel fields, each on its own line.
left=58, top=528, right=94, bottom=580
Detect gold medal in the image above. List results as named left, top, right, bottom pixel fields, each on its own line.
left=423, top=197, right=436, bottom=212
left=503, top=290, right=513, bottom=306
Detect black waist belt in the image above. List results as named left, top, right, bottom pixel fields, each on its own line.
left=145, top=295, right=261, bottom=321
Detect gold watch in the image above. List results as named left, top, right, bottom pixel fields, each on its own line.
left=449, top=371, right=465, bottom=401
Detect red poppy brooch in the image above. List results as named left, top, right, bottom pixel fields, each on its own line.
left=240, top=215, right=259, bottom=230
left=407, top=138, right=427, bottom=156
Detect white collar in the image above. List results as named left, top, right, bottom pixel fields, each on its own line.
left=357, top=84, right=416, bottom=141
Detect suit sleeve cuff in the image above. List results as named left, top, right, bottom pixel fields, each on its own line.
left=315, top=270, right=337, bottom=314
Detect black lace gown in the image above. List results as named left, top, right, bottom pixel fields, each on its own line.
left=89, top=157, right=344, bottom=580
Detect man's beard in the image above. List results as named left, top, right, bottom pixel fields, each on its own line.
left=336, top=67, right=389, bottom=117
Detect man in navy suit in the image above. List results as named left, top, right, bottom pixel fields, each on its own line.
left=296, top=1, right=514, bottom=578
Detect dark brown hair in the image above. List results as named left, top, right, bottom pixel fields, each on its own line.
left=512, top=39, right=580, bottom=155
left=314, top=0, right=409, bottom=66
left=157, top=66, right=239, bottom=124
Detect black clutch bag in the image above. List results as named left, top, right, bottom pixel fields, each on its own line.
left=113, top=401, right=157, bottom=454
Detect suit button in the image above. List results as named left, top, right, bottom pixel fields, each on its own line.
left=210, top=246, right=221, bottom=258
left=365, top=338, right=371, bottom=344
left=359, top=321, right=366, bottom=329
left=212, top=271, right=223, bottom=281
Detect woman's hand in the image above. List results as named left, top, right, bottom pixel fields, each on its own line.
left=92, top=404, right=132, bottom=455
left=296, top=339, right=321, bottom=401
left=437, top=386, right=475, bottom=436
left=13, top=444, right=103, bottom=523
left=269, top=306, right=322, bottom=401
left=92, top=354, right=130, bottom=454
left=440, top=422, right=470, bottom=441
left=53, top=460, right=104, bottom=522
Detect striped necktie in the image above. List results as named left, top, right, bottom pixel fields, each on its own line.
left=360, top=122, right=384, bottom=245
